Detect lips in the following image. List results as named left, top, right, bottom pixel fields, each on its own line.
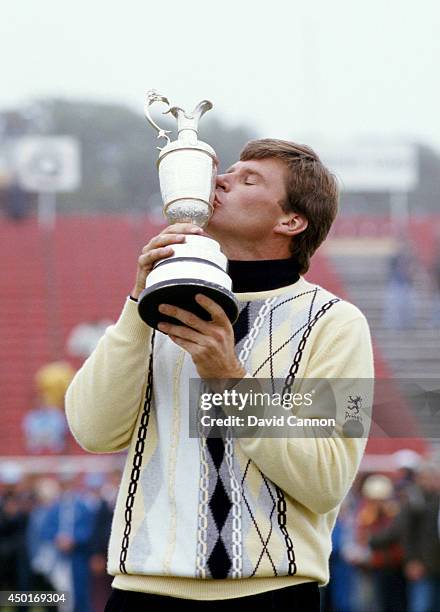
left=213, top=193, right=222, bottom=208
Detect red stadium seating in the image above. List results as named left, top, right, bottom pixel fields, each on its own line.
left=0, top=214, right=162, bottom=454
left=1, top=214, right=438, bottom=456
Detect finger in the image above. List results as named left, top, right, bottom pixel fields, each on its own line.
left=157, top=321, right=207, bottom=345
left=168, top=335, right=200, bottom=355
left=160, top=223, right=204, bottom=236
left=142, top=234, right=186, bottom=253
left=158, top=303, right=211, bottom=334
left=195, top=294, right=229, bottom=324
left=138, top=246, right=174, bottom=268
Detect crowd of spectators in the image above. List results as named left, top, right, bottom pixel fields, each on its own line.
left=0, top=465, right=120, bottom=612
left=322, top=453, right=440, bottom=612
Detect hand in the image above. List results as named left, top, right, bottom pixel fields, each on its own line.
left=131, top=223, right=204, bottom=299
left=157, top=294, right=246, bottom=381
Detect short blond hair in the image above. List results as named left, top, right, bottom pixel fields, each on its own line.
left=240, top=139, right=339, bottom=274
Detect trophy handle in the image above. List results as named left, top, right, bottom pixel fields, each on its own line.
left=144, top=90, right=173, bottom=148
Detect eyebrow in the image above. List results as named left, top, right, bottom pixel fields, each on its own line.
left=224, top=166, right=266, bottom=182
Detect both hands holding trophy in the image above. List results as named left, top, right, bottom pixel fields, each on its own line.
left=133, top=90, right=239, bottom=332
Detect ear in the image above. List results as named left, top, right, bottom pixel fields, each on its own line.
left=273, top=212, right=308, bottom=237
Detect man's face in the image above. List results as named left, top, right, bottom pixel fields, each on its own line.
left=207, top=158, right=289, bottom=246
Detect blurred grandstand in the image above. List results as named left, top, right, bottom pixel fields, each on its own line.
left=1, top=213, right=439, bottom=463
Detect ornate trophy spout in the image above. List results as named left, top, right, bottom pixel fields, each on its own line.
left=138, top=90, right=239, bottom=330
left=168, top=100, right=213, bottom=144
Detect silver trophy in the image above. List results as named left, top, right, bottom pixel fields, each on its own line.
left=138, top=90, right=239, bottom=329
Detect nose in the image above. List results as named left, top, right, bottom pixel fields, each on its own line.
left=216, top=173, right=229, bottom=191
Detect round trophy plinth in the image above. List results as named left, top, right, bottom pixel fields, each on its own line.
left=138, top=279, right=239, bottom=329
left=137, top=235, right=239, bottom=330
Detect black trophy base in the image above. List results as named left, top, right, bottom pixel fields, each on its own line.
left=138, top=278, right=239, bottom=330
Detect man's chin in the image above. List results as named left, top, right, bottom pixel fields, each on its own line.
left=205, top=217, right=218, bottom=234
left=204, top=227, right=218, bottom=241
left=206, top=211, right=230, bottom=238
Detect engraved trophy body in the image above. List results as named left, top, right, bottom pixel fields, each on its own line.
left=138, top=90, right=239, bottom=329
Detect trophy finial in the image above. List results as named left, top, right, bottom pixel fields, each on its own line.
left=144, top=90, right=173, bottom=147
left=168, top=100, right=213, bottom=143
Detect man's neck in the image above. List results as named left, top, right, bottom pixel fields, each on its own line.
left=228, top=257, right=301, bottom=293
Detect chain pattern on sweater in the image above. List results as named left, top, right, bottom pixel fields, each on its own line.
left=195, top=380, right=210, bottom=578
left=239, top=295, right=298, bottom=576
left=119, top=331, right=155, bottom=574
left=269, top=290, right=319, bottom=387
left=276, top=297, right=340, bottom=576
left=282, top=298, right=341, bottom=396
left=195, top=297, right=278, bottom=578
left=238, top=297, right=278, bottom=365
left=223, top=433, right=242, bottom=577
left=226, top=296, right=279, bottom=576
left=275, top=485, right=297, bottom=574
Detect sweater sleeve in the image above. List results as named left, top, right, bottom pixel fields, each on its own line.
left=231, top=311, right=374, bottom=515
left=65, top=298, right=153, bottom=453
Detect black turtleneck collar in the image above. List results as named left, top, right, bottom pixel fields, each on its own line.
left=227, top=257, right=301, bottom=293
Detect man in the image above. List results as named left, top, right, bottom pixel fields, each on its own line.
left=401, top=460, right=440, bottom=612
left=65, top=139, right=374, bottom=611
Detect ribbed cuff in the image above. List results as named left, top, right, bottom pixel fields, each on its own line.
left=112, top=297, right=152, bottom=343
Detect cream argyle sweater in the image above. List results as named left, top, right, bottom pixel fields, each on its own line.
left=65, top=275, right=374, bottom=600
